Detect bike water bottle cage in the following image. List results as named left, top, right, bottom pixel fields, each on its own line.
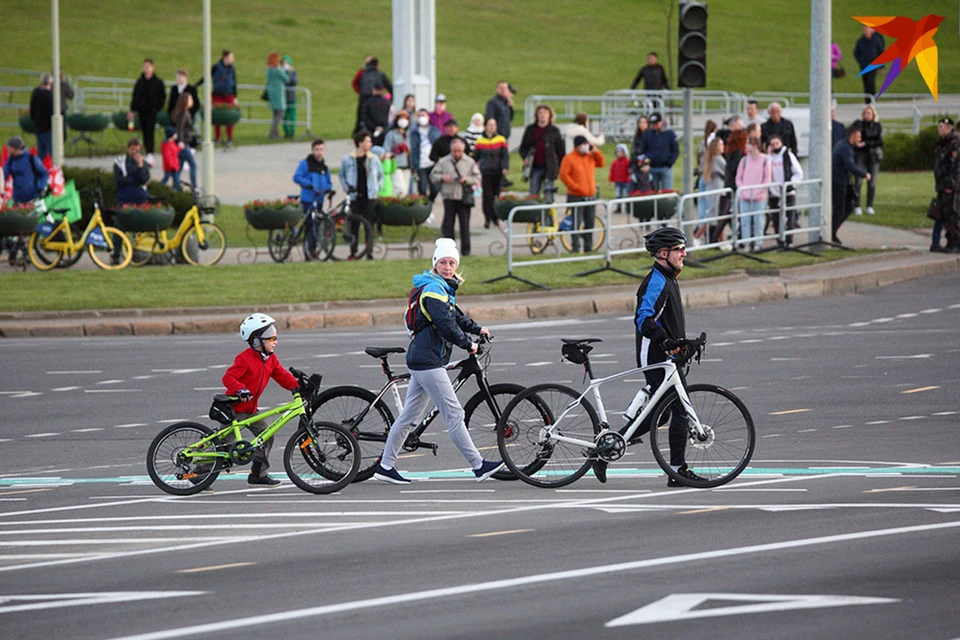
left=209, top=394, right=237, bottom=425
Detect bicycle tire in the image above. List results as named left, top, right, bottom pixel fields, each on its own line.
left=129, top=232, right=159, bottom=266
left=526, top=210, right=555, bottom=255
left=497, top=383, right=601, bottom=488
left=146, top=421, right=223, bottom=496
left=29, top=222, right=84, bottom=269
left=27, top=231, right=62, bottom=270
left=463, top=383, right=526, bottom=481
left=283, top=421, right=361, bottom=494
left=181, top=222, right=227, bottom=266
left=311, top=385, right=395, bottom=482
left=329, top=213, right=374, bottom=261
left=312, top=216, right=336, bottom=261
left=267, top=227, right=295, bottom=263
left=87, top=226, right=132, bottom=270
left=648, top=383, right=756, bottom=488
left=559, top=213, right=606, bottom=253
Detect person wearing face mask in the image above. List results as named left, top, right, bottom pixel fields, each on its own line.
left=558, top=135, right=605, bottom=253
left=384, top=111, right=412, bottom=196
left=408, top=108, right=441, bottom=200
left=766, top=134, right=803, bottom=246
left=374, top=239, right=502, bottom=485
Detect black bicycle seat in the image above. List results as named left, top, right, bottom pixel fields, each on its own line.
left=364, top=346, right=406, bottom=359
left=51, top=207, right=71, bottom=215
left=560, top=338, right=602, bottom=346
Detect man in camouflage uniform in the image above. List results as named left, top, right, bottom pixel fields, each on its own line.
left=932, top=117, right=960, bottom=252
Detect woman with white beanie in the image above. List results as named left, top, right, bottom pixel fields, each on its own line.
left=374, top=239, right=503, bottom=484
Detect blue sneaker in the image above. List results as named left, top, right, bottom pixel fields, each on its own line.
left=473, top=460, right=505, bottom=482
left=374, top=464, right=411, bottom=485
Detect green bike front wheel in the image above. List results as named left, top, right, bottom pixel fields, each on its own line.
left=284, top=421, right=361, bottom=494
left=146, top=421, right=223, bottom=496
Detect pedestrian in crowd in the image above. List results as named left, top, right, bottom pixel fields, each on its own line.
left=717, top=113, right=741, bottom=145
left=223, top=314, right=300, bottom=487
left=695, top=120, right=718, bottom=227
left=373, top=238, right=502, bottom=485
left=713, top=121, right=746, bottom=243
left=854, top=25, right=885, bottom=101
left=354, top=57, right=392, bottom=134
left=351, top=55, right=373, bottom=134
left=57, top=69, right=74, bottom=143
left=383, top=111, right=412, bottom=197
left=409, top=108, right=441, bottom=201
left=931, top=117, right=960, bottom=253
left=630, top=51, right=669, bottom=91
left=735, top=135, right=771, bottom=252
left=127, top=59, right=165, bottom=166
left=698, top=137, right=726, bottom=244
left=519, top=104, right=565, bottom=203
left=760, top=103, right=798, bottom=156
left=852, top=104, right=883, bottom=216
left=360, top=82, right=391, bottom=147
left=633, top=157, right=653, bottom=193
left=559, top=135, right=605, bottom=253
left=766, top=133, right=803, bottom=245
left=831, top=41, right=843, bottom=81
left=462, top=112, right=485, bottom=152
left=166, top=69, right=200, bottom=123
left=339, top=130, right=383, bottom=259
left=114, top=137, right=150, bottom=205
left=281, top=56, right=298, bottom=139
left=744, top=100, right=764, bottom=128
left=265, top=53, right=288, bottom=139
left=211, top=50, right=238, bottom=147
left=172, top=92, right=198, bottom=188
left=29, top=73, right=54, bottom=162
left=293, top=138, right=332, bottom=259
left=2, top=136, right=48, bottom=264
left=640, top=112, right=678, bottom=191
left=609, top=143, right=632, bottom=212
left=159, top=127, right=181, bottom=190
left=430, top=119, right=463, bottom=165
left=564, top=112, right=605, bottom=155
left=473, top=117, right=509, bottom=228
left=629, top=114, right=650, bottom=182
left=831, top=125, right=870, bottom=245
left=401, top=93, right=417, bottom=116
left=373, top=145, right=395, bottom=200
left=431, top=137, right=480, bottom=257
left=484, top=80, right=515, bottom=139
left=429, top=94, right=453, bottom=131
left=831, top=104, right=846, bottom=147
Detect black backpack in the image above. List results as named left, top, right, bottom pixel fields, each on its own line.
left=404, top=284, right=428, bottom=337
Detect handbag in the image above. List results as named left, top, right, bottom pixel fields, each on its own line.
left=260, top=88, right=269, bottom=101
left=927, top=197, right=942, bottom=221
left=832, top=65, right=846, bottom=79
left=453, top=163, right=475, bottom=207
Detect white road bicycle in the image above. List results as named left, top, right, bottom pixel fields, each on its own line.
left=495, top=333, right=756, bottom=488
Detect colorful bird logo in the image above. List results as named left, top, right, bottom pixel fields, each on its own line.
left=853, top=14, right=944, bottom=100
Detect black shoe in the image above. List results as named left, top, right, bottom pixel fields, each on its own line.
left=593, top=460, right=608, bottom=484
left=247, top=474, right=281, bottom=486
left=667, top=464, right=705, bottom=487
left=930, top=244, right=945, bottom=253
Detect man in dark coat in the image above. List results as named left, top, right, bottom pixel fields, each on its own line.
left=831, top=126, right=869, bottom=244
left=853, top=25, right=885, bottom=101
left=630, top=52, right=670, bottom=91
left=932, top=117, right=960, bottom=252
left=484, top=81, right=515, bottom=139
left=359, top=83, right=392, bottom=147
left=29, top=73, right=54, bottom=162
left=166, top=69, right=200, bottom=121
left=127, top=59, right=166, bottom=165
left=355, top=57, right=391, bottom=134
left=760, top=103, right=798, bottom=156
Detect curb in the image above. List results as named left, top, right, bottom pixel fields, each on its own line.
left=1, top=251, right=957, bottom=338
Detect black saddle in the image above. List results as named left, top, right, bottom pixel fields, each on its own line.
left=365, top=346, right=406, bottom=359
left=560, top=338, right=602, bottom=346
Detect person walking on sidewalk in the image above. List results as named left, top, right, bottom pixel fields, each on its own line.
left=473, top=117, right=510, bottom=228
left=431, top=137, right=481, bottom=256
left=127, top=59, right=166, bottom=166
left=374, top=239, right=504, bottom=485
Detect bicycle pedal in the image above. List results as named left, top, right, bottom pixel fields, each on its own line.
left=431, top=444, right=438, bottom=456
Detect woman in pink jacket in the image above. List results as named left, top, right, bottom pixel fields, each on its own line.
left=735, top=135, right=771, bottom=252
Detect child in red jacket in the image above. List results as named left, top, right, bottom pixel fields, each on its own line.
left=222, top=313, right=299, bottom=486
left=609, top=143, right=632, bottom=212
left=160, top=127, right=181, bottom=190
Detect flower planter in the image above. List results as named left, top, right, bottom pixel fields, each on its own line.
left=210, top=108, right=242, bottom=126
left=494, top=199, right=547, bottom=224
left=66, top=113, right=110, bottom=133
left=113, top=206, right=175, bottom=232
left=376, top=202, right=431, bottom=226
left=18, top=114, right=37, bottom=134
left=629, top=196, right=678, bottom=222
left=111, top=111, right=140, bottom=131
left=156, top=111, right=172, bottom=128
left=0, top=210, right=40, bottom=237
left=244, top=205, right=302, bottom=230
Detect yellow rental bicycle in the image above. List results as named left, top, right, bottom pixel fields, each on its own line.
left=27, top=184, right=132, bottom=271
left=128, top=184, right=226, bottom=266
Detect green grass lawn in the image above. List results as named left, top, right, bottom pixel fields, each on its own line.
left=5, top=0, right=956, bottom=141
left=0, top=246, right=871, bottom=313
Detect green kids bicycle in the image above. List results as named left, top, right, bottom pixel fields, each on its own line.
left=146, top=367, right=361, bottom=495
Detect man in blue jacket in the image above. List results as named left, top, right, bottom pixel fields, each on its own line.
left=293, top=138, right=333, bottom=259
left=114, top=137, right=151, bottom=205
left=853, top=25, right=885, bottom=101
left=639, top=112, right=678, bottom=191
left=2, top=136, right=48, bottom=264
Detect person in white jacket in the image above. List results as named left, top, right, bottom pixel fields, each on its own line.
left=766, top=133, right=804, bottom=246
left=564, top=113, right=605, bottom=154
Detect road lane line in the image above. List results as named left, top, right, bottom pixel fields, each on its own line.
left=678, top=506, right=731, bottom=515
left=102, top=518, right=960, bottom=640
left=177, top=562, right=256, bottom=573
left=901, top=386, right=940, bottom=394
left=46, top=370, right=101, bottom=375
left=468, top=529, right=535, bottom=538
left=769, top=409, right=810, bottom=415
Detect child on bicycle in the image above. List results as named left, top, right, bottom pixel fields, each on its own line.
left=222, top=313, right=300, bottom=486
left=374, top=238, right=504, bottom=484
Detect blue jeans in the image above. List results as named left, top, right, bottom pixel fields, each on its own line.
left=737, top=199, right=765, bottom=246
left=36, top=131, right=52, bottom=162
left=649, top=166, right=673, bottom=191
left=178, top=147, right=197, bottom=188
left=696, top=177, right=708, bottom=221
left=161, top=170, right=180, bottom=190
left=416, top=166, right=438, bottom=202
left=529, top=167, right=556, bottom=203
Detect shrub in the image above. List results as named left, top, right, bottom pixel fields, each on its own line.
left=880, top=126, right=939, bottom=172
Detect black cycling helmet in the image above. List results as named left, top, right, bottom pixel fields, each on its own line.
left=643, top=227, right=687, bottom=256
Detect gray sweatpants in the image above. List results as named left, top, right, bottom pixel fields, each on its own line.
left=380, top=367, right=483, bottom=471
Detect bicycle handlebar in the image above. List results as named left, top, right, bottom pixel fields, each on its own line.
left=671, top=332, right=707, bottom=367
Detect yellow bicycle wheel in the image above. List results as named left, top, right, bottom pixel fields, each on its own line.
left=130, top=232, right=160, bottom=267
left=27, top=232, right=62, bottom=270
left=526, top=210, right=555, bottom=255
left=87, top=227, right=132, bottom=270
left=559, top=213, right=606, bottom=253
left=180, top=222, right=226, bottom=266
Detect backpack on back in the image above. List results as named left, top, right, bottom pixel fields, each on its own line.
left=403, top=284, right=428, bottom=337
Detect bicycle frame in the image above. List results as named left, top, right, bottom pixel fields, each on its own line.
left=139, top=205, right=205, bottom=252
left=39, top=204, right=117, bottom=255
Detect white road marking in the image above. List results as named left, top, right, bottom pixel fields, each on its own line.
left=864, top=420, right=890, bottom=425
left=875, top=354, right=931, bottom=360
left=113, top=423, right=147, bottom=429
left=24, top=433, right=58, bottom=438
left=71, top=428, right=103, bottom=433
left=96, top=379, right=125, bottom=385
left=0, top=591, right=205, bottom=615
left=51, top=386, right=81, bottom=392
left=46, top=370, right=102, bottom=375
left=525, top=361, right=554, bottom=367
left=85, top=389, right=141, bottom=394
left=919, top=308, right=942, bottom=314
left=933, top=411, right=958, bottom=416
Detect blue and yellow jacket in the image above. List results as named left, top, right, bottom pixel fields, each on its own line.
left=407, top=271, right=481, bottom=371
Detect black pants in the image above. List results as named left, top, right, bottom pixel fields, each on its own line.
left=861, top=70, right=878, bottom=101
left=441, top=199, right=472, bottom=256
left=481, top=172, right=501, bottom=225
left=351, top=197, right=375, bottom=258
left=138, top=110, right=157, bottom=154
left=767, top=193, right=797, bottom=245
left=631, top=364, right=688, bottom=467
left=831, top=181, right=851, bottom=240
left=566, top=195, right=596, bottom=251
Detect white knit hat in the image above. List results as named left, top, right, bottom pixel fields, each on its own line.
left=432, top=238, right=460, bottom=267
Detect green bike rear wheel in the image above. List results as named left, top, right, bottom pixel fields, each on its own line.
left=146, top=422, right=223, bottom=496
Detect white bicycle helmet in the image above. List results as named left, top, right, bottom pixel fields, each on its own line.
left=239, top=313, right=276, bottom=343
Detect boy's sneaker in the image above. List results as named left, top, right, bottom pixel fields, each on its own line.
left=374, top=464, right=411, bottom=484
left=473, top=460, right=504, bottom=482
left=667, top=464, right=705, bottom=487
left=248, top=474, right=281, bottom=486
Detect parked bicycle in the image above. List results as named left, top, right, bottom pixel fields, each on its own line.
left=128, top=182, right=226, bottom=266
left=146, top=367, right=361, bottom=495
left=526, top=192, right=606, bottom=255
left=311, top=335, right=531, bottom=482
left=266, top=191, right=373, bottom=262
left=496, top=334, right=755, bottom=488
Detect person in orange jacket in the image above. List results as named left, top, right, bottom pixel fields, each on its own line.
left=559, top=135, right=605, bottom=252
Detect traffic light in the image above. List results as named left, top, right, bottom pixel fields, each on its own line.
left=678, top=1, right=707, bottom=88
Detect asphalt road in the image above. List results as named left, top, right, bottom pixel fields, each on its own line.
left=1, top=273, right=958, bottom=640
